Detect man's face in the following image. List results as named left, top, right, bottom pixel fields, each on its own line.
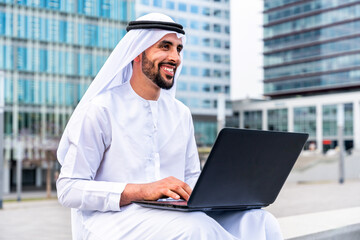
left=141, top=33, right=183, bottom=90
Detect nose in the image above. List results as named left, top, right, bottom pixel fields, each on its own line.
left=168, top=48, right=181, bottom=66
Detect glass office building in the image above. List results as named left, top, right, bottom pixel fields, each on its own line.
left=232, top=0, right=360, bottom=155
left=0, top=0, right=134, bottom=192
left=263, top=0, right=360, bottom=97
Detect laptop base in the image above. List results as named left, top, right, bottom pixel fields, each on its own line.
left=132, top=201, right=266, bottom=212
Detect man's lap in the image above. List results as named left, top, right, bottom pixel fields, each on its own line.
left=79, top=205, right=282, bottom=240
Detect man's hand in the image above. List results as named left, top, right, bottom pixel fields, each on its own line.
left=120, top=176, right=192, bottom=206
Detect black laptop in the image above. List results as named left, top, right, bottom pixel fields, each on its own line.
left=133, top=128, right=309, bottom=211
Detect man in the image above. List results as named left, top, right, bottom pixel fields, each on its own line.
left=57, top=13, right=283, bottom=239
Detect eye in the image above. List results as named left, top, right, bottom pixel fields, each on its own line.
left=162, top=44, right=170, bottom=50
left=177, top=47, right=182, bottom=53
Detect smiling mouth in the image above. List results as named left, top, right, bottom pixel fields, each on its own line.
left=160, top=64, right=176, bottom=77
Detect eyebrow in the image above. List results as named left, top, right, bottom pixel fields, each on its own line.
left=159, top=40, right=183, bottom=50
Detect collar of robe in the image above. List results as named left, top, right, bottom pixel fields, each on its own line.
left=126, top=20, right=185, bottom=35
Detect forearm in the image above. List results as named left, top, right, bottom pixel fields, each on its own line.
left=57, top=177, right=126, bottom=212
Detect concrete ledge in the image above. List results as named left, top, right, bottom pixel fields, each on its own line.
left=288, top=223, right=360, bottom=240
left=278, top=207, right=360, bottom=240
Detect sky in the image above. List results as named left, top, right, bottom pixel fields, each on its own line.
left=230, top=1, right=264, bottom=100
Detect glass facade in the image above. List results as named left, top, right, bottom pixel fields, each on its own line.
left=264, top=0, right=360, bottom=24
left=263, top=0, right=360, bottom=97
left=323, top=103, right=354, bottom=137
left=193, top=121, right=217, bottom=146
left=243, top=111, right=262, bottom=130
left=294, top=106, right=316, bottom=137
left=268, top=108, right=288, bottom=131
left=235, top=96, right=358, bottom=152
left=1, top=2, right=134, bottom=141
left=264, top=4, right=360, bottom=38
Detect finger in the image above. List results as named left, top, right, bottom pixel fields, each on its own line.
left=182, top=183, right=192, bottom=196
left=169, top=184, right=190, bottom=201
left=161, top=189, right=181, bottom=200
left=171, top=179, right=192, bottom=196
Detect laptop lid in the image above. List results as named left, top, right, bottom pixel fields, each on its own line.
left=187, top=128, right=309, bottom=208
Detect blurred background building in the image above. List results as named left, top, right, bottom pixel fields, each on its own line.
left=0, top=0, right=230, bottom=193
left=233, top=0, right=360, bottom=154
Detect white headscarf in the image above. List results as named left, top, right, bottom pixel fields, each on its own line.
left=57, top=13, right=186, bottom=164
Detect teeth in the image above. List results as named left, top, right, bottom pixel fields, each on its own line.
left=163, top=67, right=174, bottom=72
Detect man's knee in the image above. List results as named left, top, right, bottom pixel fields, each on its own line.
left=171, top=212, right=233, bottom=239
left=246, top=209, right=283, bottom=239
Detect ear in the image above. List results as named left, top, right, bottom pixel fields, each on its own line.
left=134, top=55, right=140, bottom=63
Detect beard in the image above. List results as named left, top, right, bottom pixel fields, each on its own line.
left=141, top=52, right=175, bottom=90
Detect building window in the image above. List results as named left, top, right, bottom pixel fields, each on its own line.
left=189, top=98, right=200, bottom=108
left=202, top=83, right=211, bottom=92
left=202, top=99, right=212, bottom=108
left=294, top=106, right=316, bottom=137
left=182, top=50, right=189, bottom=60
left=177, top=18, right=187, bottom=28
left=202, top=69, right=211, bottom=77
left=244, top=111, right=262, bottom=130
left=224, top=55, right=230, bottom=64
left=194, top=121, right=217, bottom=146
left=214, top=9, right=221, bottom=18
left=268, top=109, right=288, bottom=131
left=225, top=25, right=230, bottom=34
left=177, top=81, right=187, bottom=91
left=166, top=1, right=175, bottom=9
left=178, top=3, right=187, bottom=12
left=214, top=54, right=221, bottom=63
left=214, top=70, right=222, bottom=78
left=190, top=83, right=200, bottom=92
left=190, top=21, right=199, bottom=30
left=202, top=23, right=210, bottom=31
left=214, top=39, right=221, bottom=48
left=224, top=10, right=230, bottom=19
left=189, top=36, right=199, bottom=45
left=344, top=103, right=353, bottom=137
left=153, top=0, right=162, bottom=7
left=202, top=38, right=210, bottom=46
left=226, top=101, right=232, bottom=109
left=214, top=85, right=222, bottom=92
left=190, top=67, right=199, bottom=76
left=202, top=53, right=211, bottom=62
left=141, top=0, right=150, bottom=5
left=190, top=51, right=199, bottom=61
left=181, top=66, right=187, bottom=75
left=202, top=7, right=210, bottom=16
left=322, top=104, right=337, bottom=137
left=214, top=24, right=221, bottom=33
left=190, top=5, right=199, bottom=14
left=4, top=111, right=13, bottom=135
left=4, top=78, right=13, bottom=103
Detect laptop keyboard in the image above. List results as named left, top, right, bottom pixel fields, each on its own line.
left=157, top=200, right=188, bottom=206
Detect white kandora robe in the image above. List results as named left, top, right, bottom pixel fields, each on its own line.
left=56, top=13, right=284, bottom=240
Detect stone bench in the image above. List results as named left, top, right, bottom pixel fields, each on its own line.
left=278, top=207, right=360, bottom=240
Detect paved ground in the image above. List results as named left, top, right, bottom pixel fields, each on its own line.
left=0, top=200, right=71, bottom=240
left=0, top=179, right=359, bottom=239
left=267, top=180, right=360, bottom=217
